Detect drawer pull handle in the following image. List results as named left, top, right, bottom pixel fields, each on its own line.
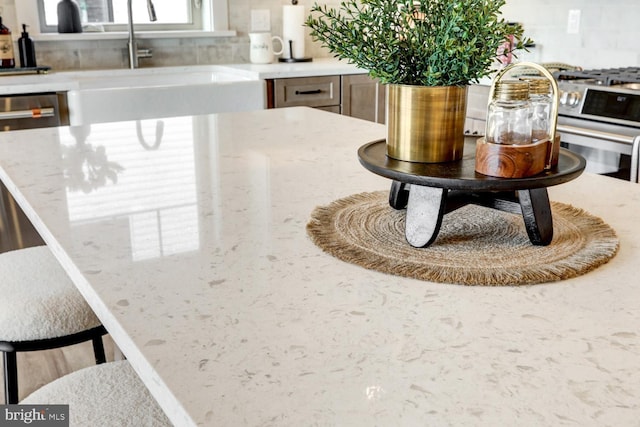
left=0, top=107, right=55, bottom=121
left=295, top=89, right=323, bottom=95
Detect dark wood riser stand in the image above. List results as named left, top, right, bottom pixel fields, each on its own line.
left=389, top=181, right=552, bottom=247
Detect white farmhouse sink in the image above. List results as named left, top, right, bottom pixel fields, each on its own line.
left=65, top=66, right=266, bottom=125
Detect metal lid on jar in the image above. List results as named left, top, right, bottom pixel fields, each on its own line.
left=520, top=76, right=551, bottom=95
left=494, top=79, right=530, bottom=101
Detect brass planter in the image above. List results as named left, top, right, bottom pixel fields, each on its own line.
left=387, top=84, right=468, bottom=163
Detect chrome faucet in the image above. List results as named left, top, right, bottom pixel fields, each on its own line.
left=127, top=0, right=157, bottom=69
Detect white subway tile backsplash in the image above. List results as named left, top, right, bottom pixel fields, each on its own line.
left=502, top=0, right=639, bottom=68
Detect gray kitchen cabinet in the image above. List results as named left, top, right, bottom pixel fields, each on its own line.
left=464, top=84, right=490, bottom=136
left=316, top=105, right=341, bottom=114
left=268, top=78, right=488, bottom=132
left=267, top=74, right=386, bottom=124
left=341, top=74, right=386, bottom=124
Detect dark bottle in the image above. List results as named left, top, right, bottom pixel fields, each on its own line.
left=18, top=24, right=37, bottom=68
left=57, top=0, right=83, bottom=34
left=0, top=16, right=16, bottom=69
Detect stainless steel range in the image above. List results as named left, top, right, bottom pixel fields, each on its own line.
left=554, top=67, right=640, bottom=182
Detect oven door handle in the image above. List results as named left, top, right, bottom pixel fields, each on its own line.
left=0, top=107, right=56, bottom=121
left=556, top=124, right=636, bottom=145
left=633, top=137, right=640, bottom=183
left=558, top=124, right=640, bottom=183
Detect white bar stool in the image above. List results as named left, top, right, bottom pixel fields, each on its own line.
left=21, top=360, right=172, bottom=426
left=0, top=246, right=107, bottom=403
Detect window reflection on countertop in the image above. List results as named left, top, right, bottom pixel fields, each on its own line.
left=60, top=117, right=199, bottom=260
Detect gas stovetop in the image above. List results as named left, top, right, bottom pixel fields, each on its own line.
left=555, top=67, right=640, bottom=87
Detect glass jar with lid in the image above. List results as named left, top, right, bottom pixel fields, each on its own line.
left=485, top=79, right=532, bottom=145
left=521, top=76, right=552, bottom=142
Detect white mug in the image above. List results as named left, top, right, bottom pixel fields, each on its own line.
left=249, top=32, right=284, bottom=64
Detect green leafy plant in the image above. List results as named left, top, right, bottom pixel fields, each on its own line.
left=306, top=0, right=532, bottom=86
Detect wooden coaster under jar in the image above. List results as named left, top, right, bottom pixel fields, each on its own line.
left=475, top=134, right=560, bottom=178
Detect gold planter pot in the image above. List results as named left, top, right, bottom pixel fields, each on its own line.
left=387, top=84, right=468, bottom=163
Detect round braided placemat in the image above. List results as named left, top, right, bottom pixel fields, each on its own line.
left=307, top=191, right=619, bottom=286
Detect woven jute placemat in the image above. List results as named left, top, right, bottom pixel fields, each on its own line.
left=307, top=191, right=619, bottom=286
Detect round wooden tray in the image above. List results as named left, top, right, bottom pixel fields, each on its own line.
left=357, top=137, right=586, bottom=192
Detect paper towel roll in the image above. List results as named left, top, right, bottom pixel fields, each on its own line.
left=283, top=5, right=306, bottom=59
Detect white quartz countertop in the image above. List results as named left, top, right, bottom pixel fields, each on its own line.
left=0, top=59, right=365, bottom=95
left=1, top=108, right=639, bottom=426
left=0, top=72, right=80, bottom=95
left=219, top=58, right=365, bottom=79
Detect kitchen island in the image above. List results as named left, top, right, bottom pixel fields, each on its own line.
left=0, top=108, right=639, bottom=426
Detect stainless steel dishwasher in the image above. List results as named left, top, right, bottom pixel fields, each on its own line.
left=0, top=92, right=69, bottom=252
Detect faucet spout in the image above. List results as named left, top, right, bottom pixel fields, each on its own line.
left=127, top=0, right=158, bottom=69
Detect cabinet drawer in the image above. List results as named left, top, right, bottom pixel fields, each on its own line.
left=274, top=76, right=341, bottom=108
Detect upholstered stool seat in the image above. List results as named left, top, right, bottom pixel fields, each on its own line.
left=0, top=246, right=107, bottom=403
left=22, top=360, right=172, bottom=426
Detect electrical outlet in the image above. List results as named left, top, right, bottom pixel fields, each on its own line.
left=251, top=9, right=271, bottom=32
left=567, top=9, right=581, bottom=34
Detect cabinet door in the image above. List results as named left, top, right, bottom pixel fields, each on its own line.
left=341, top=74, right=386, bottom=124
left=465, top=85, right=489, bottom=136
left=464, top=118, right=486, bottom=136
left=466, top=84, right=490, bottom=121
left=316, top=105, right=341, bottom=114
left=472, top=119, right=486, bottom=136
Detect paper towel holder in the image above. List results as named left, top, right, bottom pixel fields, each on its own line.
left=278, top=39, right=312, bottom=63
left=278, top=0, right=312, bottom=63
